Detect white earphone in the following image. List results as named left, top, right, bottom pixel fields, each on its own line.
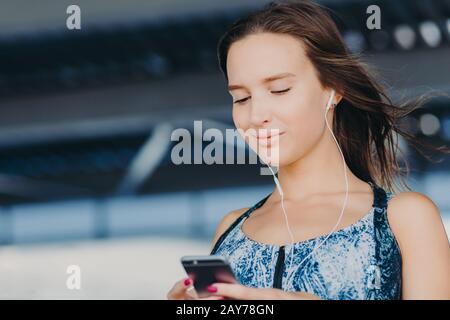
left=265, top=89, right=349, bottom=290
left=326, top=89, right=337, bottom=111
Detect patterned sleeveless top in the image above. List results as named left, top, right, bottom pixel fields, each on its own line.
left=210, top=182, right=402, bottom=300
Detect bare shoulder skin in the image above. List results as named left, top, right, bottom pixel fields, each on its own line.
left=210, top=207, right=249, bottom=252
left=387, top=191, right=450, bottom=299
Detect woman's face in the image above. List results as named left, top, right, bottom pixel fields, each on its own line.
left=226, top=32, right=335, bottom=167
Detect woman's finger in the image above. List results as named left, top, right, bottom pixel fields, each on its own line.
left=206, top=283, right=261, bottom=300
left=195, top=295, right=225, bottom=300
left=208, top=283, right=286, bottom=300
left=167, top=278, right=194, bottom=300
left=185, top=284, right=199, bottom=299
left=207, top=283, right=244, bottom=299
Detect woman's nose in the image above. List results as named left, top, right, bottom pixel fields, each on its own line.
left=249, top=100, right=272, bottom=127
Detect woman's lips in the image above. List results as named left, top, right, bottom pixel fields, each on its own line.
left=256, top=131, right=285, bottom=146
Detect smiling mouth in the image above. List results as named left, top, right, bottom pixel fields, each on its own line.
left=256, top=132, right=285, bottom=145
left=256, top=131, right=285, bottom=139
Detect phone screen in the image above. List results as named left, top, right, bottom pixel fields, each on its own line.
left=181, top=255, right=238, bottom=298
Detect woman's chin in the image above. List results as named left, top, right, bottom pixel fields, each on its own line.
left=257, top=150, right=282, bottom=167
left=247, top=141, right=285, bottom=166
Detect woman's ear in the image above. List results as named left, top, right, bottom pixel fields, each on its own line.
left=336, top=94, right=343, bottom=105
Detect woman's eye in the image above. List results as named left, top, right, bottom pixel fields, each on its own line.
left=271, top=88, right=291, bottom=94
left=233, top=88, right=290, bottom=104
left=234, top=97, right=250, bottom=104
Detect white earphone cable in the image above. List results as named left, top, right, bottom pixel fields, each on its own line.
left=267, top=89, right=349, bottom=290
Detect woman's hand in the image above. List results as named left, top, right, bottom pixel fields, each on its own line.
left=167, top=277, right=199, bottom=300
left=166, top=278, right=224, bottom=300
left=204, top=283, right=322, bottom=300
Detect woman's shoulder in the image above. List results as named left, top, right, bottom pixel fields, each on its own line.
left=384, top=190, right=450, bottom=298
left=385, top=190, right=446, bottom=251
left=218, top=207, right=249, bottom=230
left=386, top=191, right=441, bottom=225
left=210, top=207, right=249, bottom=252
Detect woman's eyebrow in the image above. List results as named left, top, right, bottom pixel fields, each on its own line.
left=228, top=72, right=296, bottom=91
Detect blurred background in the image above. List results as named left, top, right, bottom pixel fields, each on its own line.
left=0, top=0, right=449, bottom=299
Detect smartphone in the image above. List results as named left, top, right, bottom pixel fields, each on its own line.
left=181, top=255, right=238, bottom=298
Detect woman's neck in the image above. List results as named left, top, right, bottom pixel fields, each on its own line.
left=271, top=130, right=360, bottom=202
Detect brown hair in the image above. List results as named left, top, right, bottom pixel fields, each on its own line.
left=217, top=0, right=449, bottom=193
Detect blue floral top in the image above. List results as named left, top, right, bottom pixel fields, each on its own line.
left=210, top=182, right=402, bottom=300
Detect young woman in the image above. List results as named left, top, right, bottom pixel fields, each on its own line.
left=167, top=0, right=450, bottom=300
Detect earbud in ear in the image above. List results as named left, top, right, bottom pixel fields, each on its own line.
left=326, top=89, right=336, bottom=111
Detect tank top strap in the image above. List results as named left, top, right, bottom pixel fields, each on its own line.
left=368, top=181, right=386, bottom=208
left=370, top=182, right=390, bottom=259
left=210, top=193, right=272, bottom=255
left=367, top=182, right=400, bottom=297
